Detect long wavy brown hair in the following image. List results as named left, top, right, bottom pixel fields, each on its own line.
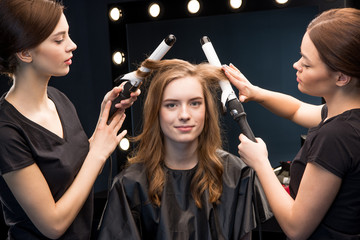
left=129, top=59, right=226, bottom=208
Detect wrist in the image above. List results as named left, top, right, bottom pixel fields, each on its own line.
left=252, top=86, right=264, bottom=103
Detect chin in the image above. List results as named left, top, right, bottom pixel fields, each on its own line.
left=54, top=70, right=70, bottom=77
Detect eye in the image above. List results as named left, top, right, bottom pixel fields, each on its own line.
left=299, top=59, right=310, bottom=68
left=55, top=39, right=64, bottom=44
left=301, top=63, right=310, bottom=68
left=165, top=103, right=176, bottom=108
left=190, top=101, right=202, bottom=107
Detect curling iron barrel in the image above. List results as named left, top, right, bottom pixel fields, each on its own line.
left=200, top=36, right=256, bottom=142
left=109, top=34, right=176, bottom=118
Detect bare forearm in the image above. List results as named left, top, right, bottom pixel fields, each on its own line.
left=254, top=161, right=300, bottom=239
left=254, top=87, right=322, bottom=128
left=254, top=87, right=302, bottom=121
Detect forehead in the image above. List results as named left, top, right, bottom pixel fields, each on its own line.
left=162, top=76, right=203, bottom=99
left=50, top=13, right=69, bottom=36
left=300, top=32, right=321, bottom=61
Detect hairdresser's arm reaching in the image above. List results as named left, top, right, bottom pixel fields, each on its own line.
left=222, top=64, right=323, bottom=129
left=222, top=63, right=341, bottom=240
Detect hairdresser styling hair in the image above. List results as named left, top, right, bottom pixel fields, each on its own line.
left=98, top=58, right=272, bottom=240
left=223, top=8, right=360, bottom=240
left=0, top=0, right=138, bottom=239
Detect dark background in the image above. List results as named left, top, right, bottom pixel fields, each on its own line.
left=1, top=0, right=359, bottom=238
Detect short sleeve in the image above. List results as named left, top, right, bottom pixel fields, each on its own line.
left=307, top=122, right=353, bottom=178
left=0, top=123, right=34, bottom=175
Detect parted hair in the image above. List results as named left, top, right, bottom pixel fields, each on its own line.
left=0, top=0, right=63, bottom=77
left=129, top=59, right=226, bottom=208
left=307, top=8, right=360, bottom=82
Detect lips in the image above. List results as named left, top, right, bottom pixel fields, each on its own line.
left=65, top=57, right=73, bottom=65
left=296, top=74, right=302, bottom=83
left=175, top=125, right=194, bottom=132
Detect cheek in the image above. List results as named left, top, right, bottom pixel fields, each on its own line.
left=159, top=109, right=171, bottom=128
left=195, top=108, right=206, bottom=127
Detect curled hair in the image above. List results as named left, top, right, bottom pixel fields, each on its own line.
left=307, top=8, right=360, bottom=82
left=129, top=59, right=226, bottom=208
left=0, top=0, right=63, bottom=77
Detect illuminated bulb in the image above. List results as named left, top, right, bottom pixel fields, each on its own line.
left=275, top=0, right=289, bottom=4
left=230, top=0, right=242, bottom=9
left=149, top=3, right=161, bottom=18
left=112, top=51, right=125, bottom=65
left=109, top=7, right=122, bottom=21
left=187, top=0, right=200, bottom=14
left=119, top=137, right=130, bottom=151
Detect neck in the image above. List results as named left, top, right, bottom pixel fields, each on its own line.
left=5, top=67, right=51, bottom=113
left=164, top=139, right=199, bottom=170
left=323, top=84, right=360, bottom=119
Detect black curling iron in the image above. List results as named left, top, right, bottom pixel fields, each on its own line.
left=109, top=34, right=176, bottom=118
left=200, top=36, right=256, bottom=142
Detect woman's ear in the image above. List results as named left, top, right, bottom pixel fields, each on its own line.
left=336, top=72, right=351, bottom=87
left=16, top=50, right=33, bottom=63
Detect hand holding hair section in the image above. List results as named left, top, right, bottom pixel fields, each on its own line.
left=108, top=34, right=176, bottom=119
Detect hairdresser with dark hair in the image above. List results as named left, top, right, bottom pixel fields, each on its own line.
left=0, top=0, right=139, bottom=239
left=223, top=8, right=360, bottom=240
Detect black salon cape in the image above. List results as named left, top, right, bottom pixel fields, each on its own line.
left=98, top=150, right=272, bottom=240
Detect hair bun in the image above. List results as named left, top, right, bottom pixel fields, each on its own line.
left=0, top=55, right=10, bottom=74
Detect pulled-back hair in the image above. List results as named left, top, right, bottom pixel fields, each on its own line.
left=0, top=0, right=63, bottom=77
left=307, top=8, right=360, bottom=82
left=129, top=59, right=225, bottom=208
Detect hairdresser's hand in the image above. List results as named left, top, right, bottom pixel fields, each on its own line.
left=101, top=82, right=140, bottom=115
left=89, top=100, right=127, bottom=163
left=222, top=64, right=260, bottom=103
left=238, top=134, right=272, bottom=171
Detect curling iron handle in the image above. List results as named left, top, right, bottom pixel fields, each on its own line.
left=108, top=81, right=136, bottom=119
left=228, top=98, right=256, bottom=142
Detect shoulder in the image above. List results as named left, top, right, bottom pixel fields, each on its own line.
left=217, top=149, right=249, bottom=174
left=47, top=86, right=75, bottom=108
left=112, top=163, right=148, bottom=188
left=317, top=109, right=360, bottom=142
left=0, top=98, right=24, bottom=141
left=47, top=86, right=67, bottom=99
left=109, top=162, right=149, bottom=203
left=308, top=109, right=360, bottom=176
left=0, top=117, right=33, bottom=174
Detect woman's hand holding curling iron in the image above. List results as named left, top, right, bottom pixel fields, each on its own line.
left=237, top=134, right=272, bottom=172
left=90, top=82, right=140, bottom=161
left=100, top=82, right=140, bottom=120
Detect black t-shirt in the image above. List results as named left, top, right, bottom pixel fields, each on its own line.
left=0, top=87, right=92, bottom=239
left=98, top=150, right=273, bottom=240
left=290, top=105, right=360, bottom=239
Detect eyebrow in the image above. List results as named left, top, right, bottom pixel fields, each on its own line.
left=163, top=96, right=204, bottom=102
left=51, top=31, right=66, bottom=37
left=300, top=51, right=311, bottom=62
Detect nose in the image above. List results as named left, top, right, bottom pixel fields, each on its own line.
left=293, top=60, right=302, bottom=72
left=179, top=105, right=190, bottom=121
left=66, top=37, right=77, bottom=52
